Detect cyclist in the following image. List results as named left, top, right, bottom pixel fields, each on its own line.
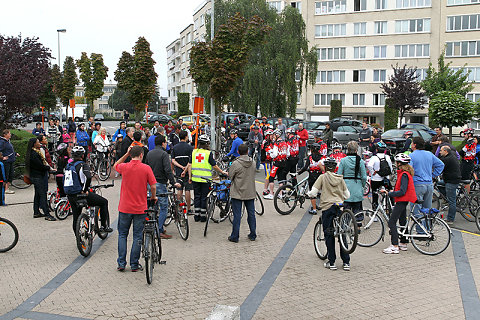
left=285, top=127, right=299, bottom=185
left=91, top=122, right=101, bottom=144
left=64, top=146, right=112, bottom=234
left=259, top=116, right=272, bottom=131
left=313, top=131, right=328, bottom=157
left=188, top=134, right=227, bottom=222
left=367, top=141, right=393, bottom=210
left=76, top=123, right=90, bottom=159
left=112, top=121, right=127, bottom=142
left=329, top=142, right=346, bottom=166
left=265, top=129, right=288, bottom=200
left=307, top=157, right=351, bottom=271
left=55, top=143, right=70, bottom=198
left=459, top=128, right=476, bottom=193
left=261, top=129, right=275, bottom=198
left=171, top=130, right=194, bottom=215
left=297, top=143, right=325, bottom=215
left=225, top=129, right=243, bottom=160
left=400, top=130, right=413, bottom=154
left=247, top=126, right=263, bottom=171
left=93, top=127, right=110, bottom=158
left=380, top=153, right=417, bottom=254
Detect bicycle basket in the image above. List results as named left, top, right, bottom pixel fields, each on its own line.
left=214, top=180, right=231, bottom=201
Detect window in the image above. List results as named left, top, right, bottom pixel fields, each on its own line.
left=354, top=46, right=366, bottom=59
left=75, top=91, right=84, bottom=97
left=269, top=1, right=282, bottom=12
left=375, top=0, right=387, bottom=9
left=447, top=15, right=480, bottom=31
left=354, top=0, right=367, bottom=11
left=314, top=1, right=346, bottom=14
left=353, top=70, right=366, bottom=82
left=317, top=47, right=346, bottom=60
left=314, top=94, right=345, bottom=106
left=317, top=70, right=346, bottom=83
left=373, top=69, right=387, bottom=82
left=374, top=45, right=387, bottom=58
left=291, top=1, right=302, bottom=12
left=415, top=68, right=428, bottom=81
left=353, top=94, right=365, bottom=106
left=99, top=104, right=109, bottom=110
left=297, top=92, right=301, bottom=104
left=446, top=41, right=480, bottom=57
left=451, top=67, right=480, bottom=82
left=395, top=19, right=431, bottom=33
left=315, top=24, right=346, bottom=37
left=374, top=21, right=387, bottom=34
left=467, top=93, right=480, bottom=103
left=394, top=44, right=430, bottom=57
left=354, top=22, right=367, bottom=35
left=373, top=94, right=386, bottom=105
left=397, top=0, right=431, bottom=8
left=448, top=0, right=480, bottom=5
left=295, top=70, right=301, bottom=82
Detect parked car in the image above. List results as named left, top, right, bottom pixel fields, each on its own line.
left=331, top=117, right=363, bottom=127
left=142, top=112, right=159, bottom=122
left=306, top=123, right=360, bottom=145
left=400, top=123, right=436, bottom=136
left=149, top=114, right=177, bottom=125
left=94, top=114, right=105, bottom=121
left=382, top=129, right=433, bottom=154
left=178, top=114, right=209, bottom=129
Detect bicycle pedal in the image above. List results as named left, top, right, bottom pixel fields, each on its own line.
left=159, top=260, right=167, bottom=265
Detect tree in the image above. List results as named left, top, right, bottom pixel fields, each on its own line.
left=422, top=52, right=474, bottom=100
left=384, top=98, right=399, bottom=131
left=329, top=100, right=342, bottom=120
left=177, top=93, right=190, bottom=117
left=381, top=65, right=426, bottom=126
left=108, top=88, right=134, bottom=113
left=60, top=56, right=79, bottom=119
left=77, top=52, right=109, bottom=117
left=39, top=66, right=57, bottom=115
left=115, top=37, right=157, bottom=120
left=203, top=0, right=317, bottom=117
left=429, top=91, right=475, bottom=140
left=0, top=35, right=51, bottom=129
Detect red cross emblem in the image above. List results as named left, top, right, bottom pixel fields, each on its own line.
left=196, top=153, right=205, bottom=163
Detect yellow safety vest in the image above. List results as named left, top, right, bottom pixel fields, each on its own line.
left=191, top=149, right=212, bottom=183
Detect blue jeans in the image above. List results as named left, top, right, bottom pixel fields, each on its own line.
left=248, top=147, right=261, bottom=170
left=117, top=212, right=146, bottom=269
left=230, top=198, right=256, bottom=241
left=298, top=146, right=306, bottom=170
left=438, top=182, right=458, bottom=221
left=155, top=183, right=168, bottom=233
left=412, top=183, right=433, bottom=233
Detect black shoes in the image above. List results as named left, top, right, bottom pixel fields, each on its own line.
left=228, top=236, right=239, bottom=243
left=200, top=216, right=207, bottom=222
left=131, top=264, right=143, bottom=272
left=33, top=213, right=44, bottom=218
left=194, top=215, right=200, bottom=222
left=100, top=226, right=114, bottom=233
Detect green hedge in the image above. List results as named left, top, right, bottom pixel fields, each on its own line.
left=384, top=99, right=399, bottom=131
left=10, top=129, right=35, bottom=161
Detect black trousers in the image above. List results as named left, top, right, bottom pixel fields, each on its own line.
left=68, top=193, right=110, bottom=234
left=388, top=201, right=408, bottom=245
left=193, top=181, right=209, bottom=215
left=371, top=180, right=384, bottom=209
left=322, top=205, right=349, bottom=264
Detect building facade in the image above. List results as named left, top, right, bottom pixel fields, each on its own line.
left=74, top=83, right=123, bottom=118
left=167, top=0, right=480, bottom=125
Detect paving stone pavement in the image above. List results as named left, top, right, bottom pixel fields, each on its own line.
left=1, top=177, right=479, bottom=319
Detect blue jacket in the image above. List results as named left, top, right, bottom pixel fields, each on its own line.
left=0, top=137, right=16, bottom=163
left=32, top=128, right=45, bottom=136
left=337, top=155, right=367, bottom=203
left=410, top=149, right=444, bottom=185
left=227, top=137, right=243, bottom=158
left=148, top=135, right=156, bottom=151
left=76, top=129, right=90, bottom=147
left=112, top=128, right=126, bottom=142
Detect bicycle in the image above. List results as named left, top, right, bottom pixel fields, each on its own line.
left=142, top=206, right=166, bottom=284
left=204, top=178, right=232, bottom=237
left=47, top=187, right=62, bottom=212
left=356, top=194, right=451, bottom=255
left=227, top=191, right=264, bottom=223
left=54, top=197, right=72, bottom=220
left=432, top=179, right=479, bottom=222
left=0, top=216, right=19, bottom=253
left=163, top=187, right=189, bottom=240
left=313, top=203, right=359, bottom=260
left=273, top=173, right=309, bottom=215
left=11, top=162, right=32, bottom=189
left=75, top=181, right=114, bottom=257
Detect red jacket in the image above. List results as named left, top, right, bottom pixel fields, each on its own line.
left=394, top=171, right=417, bottom=203
left=297, top=129, right=308, bottom=147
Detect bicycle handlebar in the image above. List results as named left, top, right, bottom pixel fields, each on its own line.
left=90, top=180, right=115, bottom=190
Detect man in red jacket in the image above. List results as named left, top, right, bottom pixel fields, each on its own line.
left=296, top=123, right=309, bottom=170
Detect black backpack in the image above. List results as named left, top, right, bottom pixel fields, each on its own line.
left=377, top=155, right=392, bottom=177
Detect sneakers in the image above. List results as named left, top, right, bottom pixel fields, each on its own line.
left=398, top=243, right=408, bottom=251
left=446, top=220, right=454, bottom=226
left=100, top=226, right=113, bottom=233
left=160, top=232, right=172, bottom=239
left=263, top=194, right=273, bottom=200
left=308, top=208, right=317, bottom=215
left=324, top=262, right=337, bottom=270
left=117, top=266, right=125, bottom=272
left=343, top=263, right=350, bottom=271
left=5, top=189, right=15, bottom=194
left=263, top=190, right=269, bottom=196
left=33, top=213, right=44, bottom=218
left=383, top=245, right=399, bottom=254
left=131, top=264, right=143, bottom=272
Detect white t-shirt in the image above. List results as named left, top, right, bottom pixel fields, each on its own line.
left=367, top=153, right=393, bottom=182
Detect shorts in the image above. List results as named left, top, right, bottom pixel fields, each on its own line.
left=269, top=165, right=287, bottom=183
left=286, top=157, right=298, bottom=174
left=176, top=176, right=193, bottom=191
left=308, top=172, right=321, bottom=189
left=460, top=160, right=474, bottom=181
left=3, top=162, right=14, bottom=183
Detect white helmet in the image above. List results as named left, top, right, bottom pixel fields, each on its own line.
left=394, top=153, right=411, bottom=164
left=274, top=129, right=282, bottom=137
left=198, top=134, right=210, bottom=144
left=72, top=146, right=85, bottom=158
left=332, top=142, right=342, bottom=150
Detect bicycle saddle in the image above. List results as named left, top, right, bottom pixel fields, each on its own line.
left=460, top=180, right=471, bottom=185
left=415, top=199, right=424, bottom=204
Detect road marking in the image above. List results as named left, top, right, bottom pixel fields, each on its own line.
left=451, top=230, right=480, bottom=320
left=453, top=228, right=480, bottom=237
left=240, top=209, right=313, bottom=320
left=9, top=311, right=90, bottom=320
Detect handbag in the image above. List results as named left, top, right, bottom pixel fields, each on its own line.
left=23, top=175, right=32, bottom=185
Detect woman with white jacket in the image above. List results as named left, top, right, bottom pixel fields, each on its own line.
left=93, top=127, right=110, bottom=154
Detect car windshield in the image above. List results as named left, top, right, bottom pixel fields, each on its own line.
left=305, top=122, right=322, bottom=130
left=382, top=130, right=410, bottom=139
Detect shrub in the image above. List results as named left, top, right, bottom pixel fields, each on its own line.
left=177, top=93, right=190, bottom=117
left=384, top=98, right=399, bottom=131
left=10, top=129, right=35, bottom=161
left=329, top=100, right=342, bottom=120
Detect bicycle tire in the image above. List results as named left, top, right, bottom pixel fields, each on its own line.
left=48, top=192, right=56, bottom=211
left=0, top=217, right=19, bottom=253
left=204, top=193, right=215, bottom=237
left=457, top=194, right=476, bottom=222
left=313, top=219, right=327, bottom=260
left=255, top=191, right=264, bottom=216
left=176, top=210, right=189, bottom=241
left=11, top=164, right=31, bottom=189
left=273, top=184, right=298, bottom=215
left=476, top=206, right=480, bottom=232
left=164, top=195, right=174, bottom=226
left=55, top=198, right=70, bottom=220
left=76, top=213, right=93, bottom=257
left=410, top=216, right=451, bottom=256
left=228, top=205, right=245, bottom=224
left=96, top=208, right=108, bottom=240
left=355, top=210, right=384, bottom=247
left=363, top=181, right=371, bottom=196
left=211, top=197, right=229, bottom=223
left=97, top=159, right=111, bottom=181
left=144, top=232, right=154, bottom=284
left=338, top=209, right=358, bottom=254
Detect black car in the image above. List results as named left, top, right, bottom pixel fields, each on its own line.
left=382, top=129, right=433, bottom=154
left=149, top=114, right=177, bottom=125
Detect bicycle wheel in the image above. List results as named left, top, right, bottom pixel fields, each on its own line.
left=204, top=194, right=214, bottom=237
left=211, top=198, right=229, bottom=223
left=176, top=209, right=189, bottom=241
left=164, top=196, right=174, bottom=227
left=55, top=198, right=70, bottom=220
left=355, top=210, right=384, bottom=247
left=476, top=206, right=480, bottom=232
left=313, top=220, right=327, bottom=260
left=97, top=159, right=111, bottom=181
left=96, top=208, right=108, bottom=240
left=48, top=192, right=56, bottom=211
left=363, top=181, right=371, bottom=196
left=273, top=184, right=298, bottom=215
left=76, top=213, right=93, bottom=257
left=0, top=217, right=19, bottom=253
left=144, top=232, right=154, bottom=284
left=11, top=164, right=31, bottom=189
left=255, top=191, right=264, bottom=216
left=410, top=216, right=451, bottom=255
left=457, top=194, right=476, bottom=222
left=338, top=209, right=359, bottom=254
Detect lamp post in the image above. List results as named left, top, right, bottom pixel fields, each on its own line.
left=210, top=0, right=216, bottom=150
left=57, top=29, right=66, bottom=124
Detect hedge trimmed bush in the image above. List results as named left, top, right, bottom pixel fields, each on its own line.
left=10, top=129, right=35, bottom=161
left=384, top=98, right=399, bottom=131
left=329, top=100, right=342, bottom=120
left=177, top=93, right=190, bottom=117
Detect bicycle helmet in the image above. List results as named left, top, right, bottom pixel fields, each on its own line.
left=252, top=126, right=259, bottom=130
left=198, top=134, right=210, bottom=144
left=311, top=143, right=321, bottom=151
left=463, top=128, right=474, bottom=135
left=264, top=129, right=274, bottom=136
left=323, top=157, right=338, bottom=170
left=286, top=127, right=295, bottom=134
left=229, top=129, right=238, bottom=135
left=274, top=129, right=282, bottom=137
left=332, top=142, right=342, bottom=150
left=314, top=131, right=323, bottom=138
left=376, top=141, right=387, bottom=150
left=394, top=153, right=411, bottom=164
left=56, top=143, right=68, bottom=152
left=72, top=146, right=85, bottom=157
left=403, top=130, right=413, bottom=137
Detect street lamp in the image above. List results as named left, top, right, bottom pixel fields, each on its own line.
left=57, top=29, right=66, bottom=70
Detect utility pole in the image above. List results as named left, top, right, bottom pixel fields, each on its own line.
left=210, top=0, right=216, bottom=150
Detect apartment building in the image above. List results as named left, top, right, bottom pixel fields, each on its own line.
left=74, top=83, right=122, bottom=118
left=168, top=0, right=480, bottom=125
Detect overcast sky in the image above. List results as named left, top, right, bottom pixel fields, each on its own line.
left=0, top=0, right=205, bottom=96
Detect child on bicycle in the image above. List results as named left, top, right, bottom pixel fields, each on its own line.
left=297, top=143, right=324, bottom=215
left=380, top=153, right=417, bottom=254
left=307, top=157, right=351, bottom=271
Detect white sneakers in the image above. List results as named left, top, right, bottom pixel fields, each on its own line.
left=398, top=243, right=408, bottom=251
left=263, top=194, right=273, bottom=200
left=383, top=245, right=399, bottom=254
